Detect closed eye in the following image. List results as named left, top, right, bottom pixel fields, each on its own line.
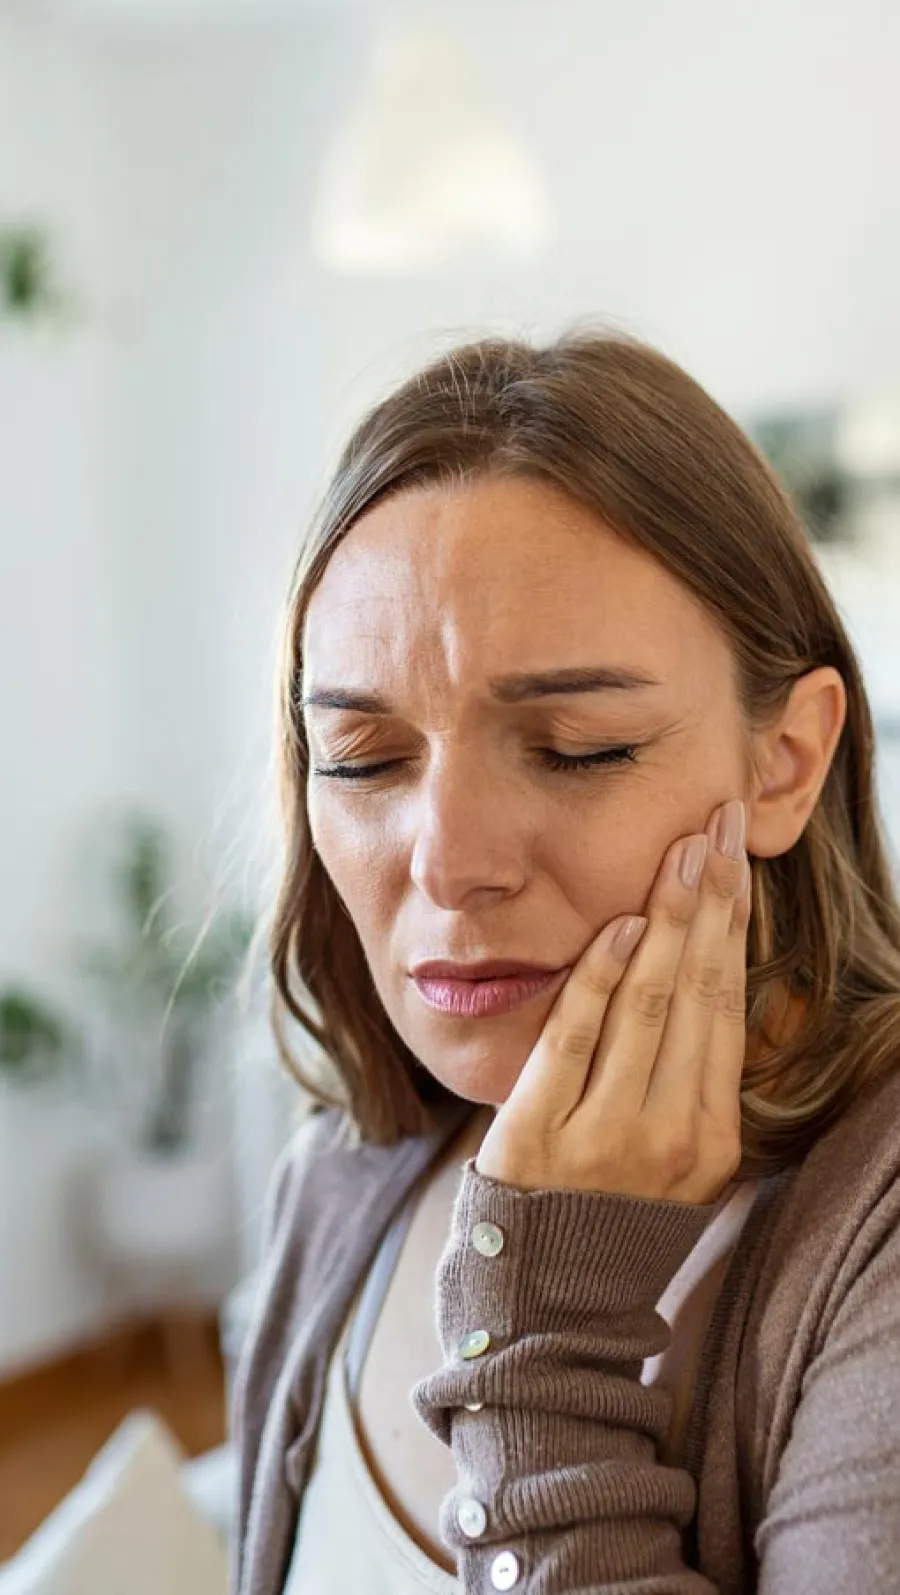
left=539, top=745, right=639, bottom=774
left=311, top=744, right=641, bottom=781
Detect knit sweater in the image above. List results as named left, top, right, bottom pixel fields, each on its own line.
left=230, top=1064, right=900, bottom=1594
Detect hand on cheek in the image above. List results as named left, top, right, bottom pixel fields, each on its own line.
left=474, top=798, right=751, bottom=1206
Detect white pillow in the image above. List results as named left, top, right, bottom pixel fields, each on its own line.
left=0, top=1409, right=227, bottom=1595
left=180, top=1441, right=237, bottom=1543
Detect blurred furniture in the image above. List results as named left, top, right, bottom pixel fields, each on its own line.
left=0, top=1411, right=228, bottom=1595
left=0, top=1266, right=259, bottom=1586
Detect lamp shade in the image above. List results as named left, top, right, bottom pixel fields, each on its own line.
left=311, top=21, right=555, bottom=274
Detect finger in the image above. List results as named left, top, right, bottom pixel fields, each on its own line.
left=579, top=829, right=711, bottom=1118
left=700, top=852, right=752, bottom=1125
left=515, top=912, right=649, bottom=1123
left=641, top=807, right=745, bottom=1119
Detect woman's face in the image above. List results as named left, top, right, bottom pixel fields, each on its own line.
left=302, top=475, right=755, bottom=1109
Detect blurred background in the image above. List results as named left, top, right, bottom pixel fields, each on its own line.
left=3, top=0, right=900, bottom=1582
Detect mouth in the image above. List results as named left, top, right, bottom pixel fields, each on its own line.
left=410, top=958, right=563, bottom=980
left=409, top=963, right=570, bottom=1019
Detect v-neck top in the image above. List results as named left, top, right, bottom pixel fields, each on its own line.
left=282, top=1169, right=761, bottom=1592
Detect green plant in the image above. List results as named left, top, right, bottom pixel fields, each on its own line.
left=0, top=227, right=66, bottom=322
left=0, top=985, right=78, bottom=1085
left=76, top=815, right=255, bottom=1154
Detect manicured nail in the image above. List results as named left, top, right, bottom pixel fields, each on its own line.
left=714, top=799, right=745, bottom=859
left=679, top=835, right=708, bottom=889
left=611, top=916, right=648, bottom=962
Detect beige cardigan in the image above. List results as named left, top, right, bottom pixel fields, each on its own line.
left=230, top=1065, right=900, bottom=1594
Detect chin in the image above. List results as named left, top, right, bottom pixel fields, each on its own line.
left=413, top=1045, right=525, bottom=1109
left=390, top=988, right=554, bottom=1109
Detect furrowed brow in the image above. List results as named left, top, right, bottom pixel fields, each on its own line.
left=302, top=665, right=661, bottom=714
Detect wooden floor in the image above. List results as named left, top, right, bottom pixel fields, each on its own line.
left=0, top=1313, right=226, bottom=1561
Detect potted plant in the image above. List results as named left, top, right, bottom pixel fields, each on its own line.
left=75, top=814, right=255, bottom=1275
left=0, top=986, right=78, bottom=1087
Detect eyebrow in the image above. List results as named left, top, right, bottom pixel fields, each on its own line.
left=302, top=665, right=662, bottom=713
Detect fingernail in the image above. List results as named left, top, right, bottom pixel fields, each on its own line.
left=611, top=916, right=648, bottom=962
left=714, top=799, right=745, bottom=859
left=679, top=834, right=708, bottom=889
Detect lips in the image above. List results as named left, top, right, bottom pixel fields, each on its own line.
left=410, top=963, right=570, bottom=1018
left=410, top=958, right=563, bottom=981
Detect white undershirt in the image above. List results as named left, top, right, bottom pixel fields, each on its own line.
left=283, top=1177, right=761, bottom=1592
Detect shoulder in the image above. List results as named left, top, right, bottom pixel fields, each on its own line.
left=261, top=1102, right=349, bottom=1248
left=742, top=1064, right=900, bottom=1413
left=262, top=1100, right=431, bottom=1251
left=266, top=1093, right=476, bottom=1244
left=744, top=1068, right=900, bottom=1572
left=770, top=1063, right=900, bottom=1258
left=231, top=1104, right=347, bottom=1383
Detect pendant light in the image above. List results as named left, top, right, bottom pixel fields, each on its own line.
left=311, top=19, right=555, bottom=275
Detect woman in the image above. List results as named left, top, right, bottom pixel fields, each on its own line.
left=231, top=331, right=900, bottom=1595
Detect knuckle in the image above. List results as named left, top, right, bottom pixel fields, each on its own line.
left=630, top=977, right=675, bottom=1024
left=717, top=976, right=747, bottom=1023
left=652, top=1126, right=698, bottom=1179
left=710, top=1126, right=743, bottom=1180
left=731, top=889, right=753, bottom=925
left=699, top=1109, right=743, bottom=1172
left=708, top=870, right=738, bottom=904
left=681, top=955, right=722, bottom=1006
left=579, top=960, right=618, bottom=999
left=555, top=1024, right=597, bottom=1063
left=659, top=899, right=694, bottom=931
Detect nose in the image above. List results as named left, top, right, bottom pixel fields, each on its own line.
left=408, top=749, right=527, bottom=910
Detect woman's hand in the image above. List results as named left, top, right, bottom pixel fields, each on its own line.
left=474, top=797, right=752, bottom=1206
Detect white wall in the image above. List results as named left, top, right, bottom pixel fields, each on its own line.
left=0, top=15, right=131, bottom=1369
left=4, top=0, right=900, bottom=1372
left=0, top=16, right=125, bottom=985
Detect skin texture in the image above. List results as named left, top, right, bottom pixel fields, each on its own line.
left=302, top=476, right=847, bottom=1144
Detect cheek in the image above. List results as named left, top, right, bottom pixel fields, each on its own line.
left=309, top=798, right=396, bottom=932
left=572, top=776, right=747, bottom=920
left=544, top=792, right=689, bottom=925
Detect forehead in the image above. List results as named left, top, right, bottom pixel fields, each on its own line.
left=303, top=476, right=721, bottom=688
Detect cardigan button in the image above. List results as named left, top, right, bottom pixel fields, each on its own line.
left=471, top=1221, right=504, bottom=1257
left=456, top=1496, right=488, bottom=1537
left=490, top=1549, right=521, bottom=1589
left=459, top=1329, right=491, bottom=1359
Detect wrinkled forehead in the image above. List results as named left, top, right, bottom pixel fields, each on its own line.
left=302, top=478, right=719, bottom=692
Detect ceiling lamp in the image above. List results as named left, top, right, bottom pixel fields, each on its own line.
left=310, top=21, right=555, bottom=275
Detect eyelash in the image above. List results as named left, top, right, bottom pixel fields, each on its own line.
left=311, top=745, right=641, bottom=782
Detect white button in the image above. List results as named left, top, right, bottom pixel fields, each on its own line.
left=456, top=1496, right=488, bottom=1537
left=464, top=1400, right=485, bottom=1412
left=459, top=1328, right=491, bottom=1359
left=472, top=1221, right=504, bottom=1257
left=490, top=1550, right=521, bottom=1589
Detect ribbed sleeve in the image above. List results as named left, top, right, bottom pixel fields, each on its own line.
left=411, top=1157, right=721, bottom=1593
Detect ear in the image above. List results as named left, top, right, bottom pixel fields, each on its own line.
left=746, top=667, right=847, bottom=860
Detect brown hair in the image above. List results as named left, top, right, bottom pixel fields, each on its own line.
left=265, top=328, right=900, bottom=1177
